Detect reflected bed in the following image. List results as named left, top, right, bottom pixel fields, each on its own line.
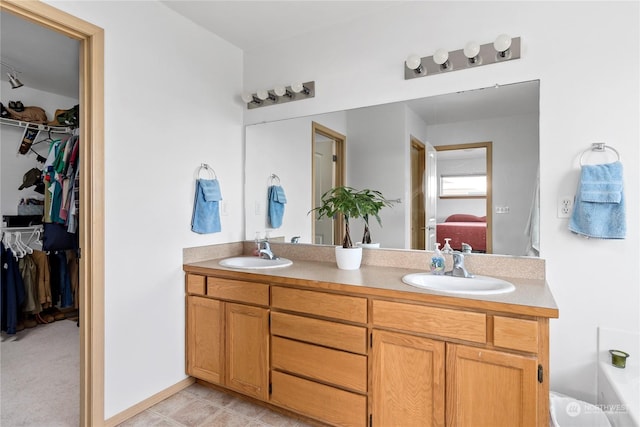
left=436, top=214, right=486, bottom=253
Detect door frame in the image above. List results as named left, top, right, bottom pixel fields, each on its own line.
left=0, top=1, right=105, bottom=425
left=434, top=141, right=492, bottom=254
left=410, top=136, right=426, bottom=250
left=311, top=122, right=345, bottom=246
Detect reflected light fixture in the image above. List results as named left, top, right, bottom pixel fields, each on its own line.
left=242, top=81, right=315, bottom=109
left=1, top=61, right=24, bottom=89
left=404, top=35, right=521, bottom=80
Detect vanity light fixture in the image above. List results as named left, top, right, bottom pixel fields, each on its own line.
left=242, top=81, right=315, bottom=110
left=404, top=35, right=521, bottom=80
left=405, top=54, right=425, bottom=76
left=1, top=61, right=24, bottom=89
left=493, top=34, right=512, bottom=58
left=463, top=41, right=482, bottom=65
left=433, top=48, right=451, bottom=70
left=241, top=92, right=262, bottom=105
left=256, top=89, right=276, bottom=102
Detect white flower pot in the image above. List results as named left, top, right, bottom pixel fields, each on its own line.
left=335, top=246, right=363, bottom=270
left=357, top=242, right=380, bottom=249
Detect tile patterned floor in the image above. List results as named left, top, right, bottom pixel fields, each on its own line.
left=117, top=382, right=314, bottom=427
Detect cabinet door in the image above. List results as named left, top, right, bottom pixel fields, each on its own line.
left=446, top=344, right=538, bottom=427
left=186, top=296, right=224, bottom=384
left=225, top=302, right=269, bottom=400
left=371, top=330, right=445, bottom=427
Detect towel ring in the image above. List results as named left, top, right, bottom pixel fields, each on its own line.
left=197, top=163, right=217, bottom=179
left=579, top=143, right=620, bottom=166
left=269, top=173, right=280, bottom=185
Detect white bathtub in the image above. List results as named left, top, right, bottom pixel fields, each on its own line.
left=598, top=361, right=639, bottom=426
left=598, top=327, right=639, bottom=427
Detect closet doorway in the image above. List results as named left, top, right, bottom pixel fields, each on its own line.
left=0, top=1, right=104, bottom=426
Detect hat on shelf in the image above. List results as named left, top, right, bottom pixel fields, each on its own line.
left=18, top=167, right=42, bottom=190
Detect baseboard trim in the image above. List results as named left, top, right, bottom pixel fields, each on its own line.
left=104, top=377, right=195, bottom=427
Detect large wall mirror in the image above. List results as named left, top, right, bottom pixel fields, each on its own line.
left=245, top=80, right=539, bottom=257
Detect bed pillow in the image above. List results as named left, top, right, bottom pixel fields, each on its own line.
left=445, top=214, right=486, bottom=223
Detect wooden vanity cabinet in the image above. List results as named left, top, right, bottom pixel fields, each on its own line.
left=446, top=344, right=538, bottom=427
left=371, top=298, right=548, bottom=427
left=270, top=286, right=368, bottom=427
left=185, top=270, right=553, bottom=427
left=185, top=274, right=269, bottom=400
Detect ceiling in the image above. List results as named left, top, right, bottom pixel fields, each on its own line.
left=1, top=2, right=537, bottom=124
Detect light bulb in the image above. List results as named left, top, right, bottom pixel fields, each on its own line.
left=463, top=41, right=480, bottom=59
left=405, top=54, right=422, bottom=70
left=291, top=82, right=304, bottom=93
left=433, top=49, right=449, bottom=65
left=493, top=34, right=512, bottom=53
left=241, top=92, right=254, bottom=103
left=274, top=85, right=287, bottom=97
left=256, top=89, right=270, bottom=100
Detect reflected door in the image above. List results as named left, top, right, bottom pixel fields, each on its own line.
left=410, top=137, right=426, bottom=250
left=426, top=143, right=437, bottom=250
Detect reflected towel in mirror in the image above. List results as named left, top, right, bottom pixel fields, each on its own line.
left=268, top=185, right=287, bottom=228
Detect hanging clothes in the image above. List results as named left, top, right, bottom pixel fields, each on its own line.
left=1, top=242, right=26, bottom=335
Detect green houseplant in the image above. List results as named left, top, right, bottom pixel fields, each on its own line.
left=310, top=186, right=394, bottom=269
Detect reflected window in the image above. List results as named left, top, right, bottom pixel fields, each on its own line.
left=439, top=174, right=486, bottom=198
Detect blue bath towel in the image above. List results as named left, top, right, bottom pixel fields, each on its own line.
left=191, top=179, right=222, bottom=234
left=268, top=185, right=287, bottom=228
left=569, top=161, right=625, bottom=239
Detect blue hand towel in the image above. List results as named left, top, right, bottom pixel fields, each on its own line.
left=268, top=185, right=287, bottom=228
left=191, top=179, right=222, bottom=234
left=569, top=161, right=625, bottom=239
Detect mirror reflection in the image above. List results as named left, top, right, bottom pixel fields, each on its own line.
left=245, top=80, right=539, bottom=257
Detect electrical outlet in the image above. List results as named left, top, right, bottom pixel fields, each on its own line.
left=557, top=196, right=573, bottom=218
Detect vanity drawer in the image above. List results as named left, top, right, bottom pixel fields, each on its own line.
left=271, top=286, right=367, bottom=324
left=206, top=277, right=269, bottom=306
left=272, top=336, right=367, bottom=393
left=186, top=274, right=206, bottom=295
left=493, top=316, right=539, bottom=353
left=372, top=300, right=486, bottom=344
left=271, top=312, right=367, bottom=354
left=271, top=371, right=367, bottom=427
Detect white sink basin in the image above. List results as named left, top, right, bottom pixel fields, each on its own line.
left=402, top=273, right=515, bottom=295
left=219, top=256, right=293, bottom=270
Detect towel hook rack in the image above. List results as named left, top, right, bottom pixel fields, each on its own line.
left=579, top=143, right=620, bottom=166
left=269, top=173, right=280, bottom=185
left=197, top=163, right=217, bottom=179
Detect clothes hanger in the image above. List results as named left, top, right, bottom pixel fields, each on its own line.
left=18, top=231, right=34, bottom=255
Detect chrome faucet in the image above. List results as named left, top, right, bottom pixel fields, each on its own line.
left=446, top=251, right=474, bottom=278
left=258, top=240, right=278, bottom=260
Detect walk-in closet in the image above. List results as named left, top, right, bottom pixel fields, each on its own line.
left=1, top=10, right=81, bottom=426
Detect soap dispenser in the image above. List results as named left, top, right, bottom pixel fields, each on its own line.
left=442, top=238, right=453, bottom=254
left=430, top=243, right=445, bottom=275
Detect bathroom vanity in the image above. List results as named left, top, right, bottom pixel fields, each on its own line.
left=183, top=244, right=558, bottom=427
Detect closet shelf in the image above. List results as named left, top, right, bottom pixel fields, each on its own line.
left=0, top=117, right=73, bottom=134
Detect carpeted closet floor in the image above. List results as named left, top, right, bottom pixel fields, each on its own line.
left=1, top=318, right=80, bottom=426
left=1, top=321, right=311, bottom=427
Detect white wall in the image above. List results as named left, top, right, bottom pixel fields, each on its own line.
left=243, top=1, right=640, bottom=403
left=245, top=111, right=346, bottom=244
left=0, top=83, right=78, bottom=217
left=45, top=1, right=244, bottom=418
left=347, top=103, right=406, bottom=248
